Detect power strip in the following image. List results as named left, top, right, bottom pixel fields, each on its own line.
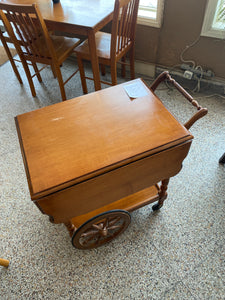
left=181, top=64, right=214, bottom=78
left=183, top=70, right=193, bottom=80
left=155, top=66, right=225, bottom=95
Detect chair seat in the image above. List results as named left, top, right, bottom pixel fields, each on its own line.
left=75, top=32, right=112, bottom=61
left=25, top=35, right=80, bottom=63
left=51, top=35, right=80, bottom=62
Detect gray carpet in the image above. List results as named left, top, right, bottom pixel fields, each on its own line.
left=0, top=57, right=224, bottom=299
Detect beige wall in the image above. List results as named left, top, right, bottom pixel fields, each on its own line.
left=135, top=0, right=225, bottom=79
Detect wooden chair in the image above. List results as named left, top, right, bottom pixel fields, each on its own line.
left=0, top=22, right=55, bottom=87
left=0, top=24, right=23, bottom=84
left=75, top=0, right=140, bottom=94
left=0, top=21, right=58, bottom=90
left=0, top=3, right=80, bottom=101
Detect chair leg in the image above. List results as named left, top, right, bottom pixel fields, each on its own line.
left=8, top=50, right=23, bottom=84
left=54, top=64, right=67, bottom=101
left=51, top=65, right=57, bottom=78
left=121, top=56, right=126, bottom=78
left=110, top=62, right=117, bottom=86
left=77, top=56, right=88, bottom=94
left=100, top=64, right=106, bottom=76
left=129, top=46, right=135, bottom=80
left=31, top=62, right=42, bottom=83
left=0, top=33, right=23, bottom=84
left=20, top=58, right=36, bottom=97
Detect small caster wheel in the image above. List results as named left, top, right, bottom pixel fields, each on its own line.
left=72, top=210, right=131, bottom=249
left=152, top=203, right=163, bottom=211
left=49, top=216, right=54, bottom=223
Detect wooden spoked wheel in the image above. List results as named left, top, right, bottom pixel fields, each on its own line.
left=72, top=210, right=131, bottom=249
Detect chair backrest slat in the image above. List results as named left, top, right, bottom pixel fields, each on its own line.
left=21, top=12, right=42, bottom=57
left=111, top=0, right=139, bottom=58
left=10, top=11, right=37, bottom=56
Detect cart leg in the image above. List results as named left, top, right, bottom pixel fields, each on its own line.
left=152, top=178, right=170, bottom=211
left=64, top=221, right=76, bottom=237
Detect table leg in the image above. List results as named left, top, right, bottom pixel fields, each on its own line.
left=88, top=30, right=101, bottom=91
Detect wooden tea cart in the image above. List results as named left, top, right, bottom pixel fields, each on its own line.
left=15, top=72, right=207, bottom=249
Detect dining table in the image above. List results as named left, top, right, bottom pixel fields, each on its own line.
left=0, top=0, right=115, bottom=91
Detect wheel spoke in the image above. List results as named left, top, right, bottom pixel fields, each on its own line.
left=92, top=223, right=103, bottom=230
left=108, top=216, right=120, bottom=226
left=108, top=225, right=121, bottom=231
left=81, top=232, right=100, bottom=245
left=95, top=234, right=102, bottom=245
left=80, top=230, right=99, bottom=238
left=103, top=218, right=109, bottom=229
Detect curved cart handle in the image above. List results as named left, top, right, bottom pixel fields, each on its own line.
left=150, top=71, right=208, bottom=130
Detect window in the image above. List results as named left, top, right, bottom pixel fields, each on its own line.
left=138, top=0, right=164, bottom=27
left=201, top=0, right=225, bottom=38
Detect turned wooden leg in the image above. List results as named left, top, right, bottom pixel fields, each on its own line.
left=152, top=178, right=170, bottom=211
left=64, top=221, right=76, bottom=237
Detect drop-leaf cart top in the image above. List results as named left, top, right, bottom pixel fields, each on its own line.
left=15, top=72, right=207, bottom=249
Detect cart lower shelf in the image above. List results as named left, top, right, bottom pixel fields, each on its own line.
left=71, top=184, right=160, bottom=228
left=69, top=184, right=162, bottom=249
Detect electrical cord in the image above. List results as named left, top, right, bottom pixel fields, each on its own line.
left=180, top=35, right=201, bottom=68
left=166, top=35, right=208, bottom=93
left=192, top=65, right=203, bottom=93
left=140, top=71, right=225, bottom=101
left=179, top=35, right=205, bottom=93
left=195, top=93, right=225, bottom=100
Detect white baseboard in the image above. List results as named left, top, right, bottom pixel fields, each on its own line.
left=69, top=55, right=156, bottom=78
left=134, top=60, right=156, bottom=78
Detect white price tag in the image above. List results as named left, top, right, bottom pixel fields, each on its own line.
left=124, top=82, right=148, bottom=99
